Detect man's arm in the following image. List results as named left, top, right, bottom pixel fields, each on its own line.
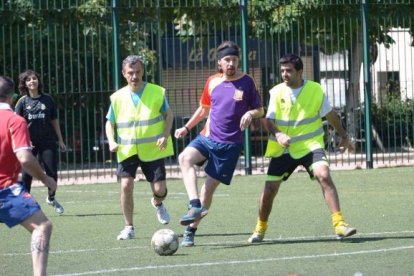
left=105, top=120, right=118, bottom=152
left=265, top=118, right=291, bottom=148
left=174, top=105, right=210, bottom=139
left=240, top=107, right=264, bottom=131
left=162, top=108, right=174, bottom=138
left=325, top=110, right=354, bottom=153
left=15, top=149, right=57, bottom=192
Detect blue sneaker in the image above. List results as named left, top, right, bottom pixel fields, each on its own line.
left=181, top=230, right=195, bottom=247
left=179, top=205, right=208, bottom=226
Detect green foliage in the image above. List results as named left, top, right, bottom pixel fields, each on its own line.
left=372, top=93, right=414, bottom=148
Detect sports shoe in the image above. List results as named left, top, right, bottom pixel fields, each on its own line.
left=179, top=205, right=208, bottom=226
left=248, top=231, right=265, bottom=243
left=151, top=198, right=170, bottom=224
left=181, top=230, right=195, bottom=247
left=46, top=197, right=64, bottom=214
left=117, top=226, right=135, bottom=240
left=335, top=222, right=357, bottom=239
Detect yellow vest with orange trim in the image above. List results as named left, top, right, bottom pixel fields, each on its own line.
left=110, top=84, right=174, bottom=162
left=265, top=81, right=325, bottom=159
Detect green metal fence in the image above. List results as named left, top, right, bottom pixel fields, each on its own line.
left=1, top=0, right=414, bottom=184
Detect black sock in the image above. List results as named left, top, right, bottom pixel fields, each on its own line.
left=189, top=199, right=201, bottom=208
left=48, top=188, right=55, bottom=201
left=186, top=226, right=197, bottom=234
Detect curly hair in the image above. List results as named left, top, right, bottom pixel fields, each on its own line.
left=18, top=70, right=43, bottom=96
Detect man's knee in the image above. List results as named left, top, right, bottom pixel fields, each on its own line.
left=153, top=188, right=167, bottom=200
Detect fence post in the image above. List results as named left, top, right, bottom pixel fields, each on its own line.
left=240, top=0, right=252, bottom=175
left=112, top=0, right=121, bottom=90
left=361, top=0, right=373, bottom=169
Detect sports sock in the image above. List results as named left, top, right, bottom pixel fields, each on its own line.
left=255, top=218, right=268, bottom=233
left=331, top=211, right=346, bottom=227
left=48, top=188, right=56, bottom=201
left=186, top=226, right=197, bottom=234
left=189, top=199, right=201, bottom=208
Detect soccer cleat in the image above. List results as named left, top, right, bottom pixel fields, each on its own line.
left=335, top=222, right=357, bottom=239
left=181, top=230, right=195, bottom=247
left=179, top=205, right=208, bottom=226
left=46, top=197, right=64, bottom=214
left=117, top=226, right=135, bottom=240
left=151, top=198, right=170, bottom=224
left=247, top=231, right=265, bottom=243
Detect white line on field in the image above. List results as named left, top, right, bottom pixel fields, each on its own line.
left=3, top=230, right=413, bottom=258
left=52, top=244, right=414, bottom=276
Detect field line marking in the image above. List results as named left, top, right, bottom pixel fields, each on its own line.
left=52, top=244, right=414, bottom=276
left=2, top=230, right=414, bottom=257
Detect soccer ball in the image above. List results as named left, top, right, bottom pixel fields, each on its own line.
left=151, top=228, right=179, bottom=256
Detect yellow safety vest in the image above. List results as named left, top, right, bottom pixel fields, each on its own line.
left=265, top=81, right=325, bottom=159
left=110, top=84, right=174, bottom=162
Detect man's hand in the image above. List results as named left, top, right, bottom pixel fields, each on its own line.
left=240, top=112, right=253, bottom=131
left=156, top=136, right=168, bottom=150
left=275, top=132, right=291, bottom=148
left=338, top=137, right=355, bottom=153
left=108, top=141, right=118, bottom=152
left=175, top=127, right=188, bottom=139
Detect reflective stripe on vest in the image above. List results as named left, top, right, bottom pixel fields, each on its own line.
left=116, top=115, right=164, bottom=129
left=268, top=126, right=324, bottom=143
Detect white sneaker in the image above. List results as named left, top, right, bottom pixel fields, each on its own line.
left=247, top=231, right=265, bottom=243
left=46, top=197, right=64, bottom=214
left=151, top=198, right=170, bottom=224
left=117, top=226, right=135, bottom=240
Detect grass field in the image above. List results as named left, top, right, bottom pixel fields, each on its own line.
left=1, top=167, right=414, bottom=276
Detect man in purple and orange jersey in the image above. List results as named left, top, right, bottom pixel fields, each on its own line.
left=174, top=41, right=264, bottom=247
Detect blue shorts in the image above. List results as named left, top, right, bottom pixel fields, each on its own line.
left=188, top=135, right=242, bottom=185
left=0, top=183, right=41, bottom=228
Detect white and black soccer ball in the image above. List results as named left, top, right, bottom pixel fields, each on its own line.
left=151, top=229, right=179, bottom=256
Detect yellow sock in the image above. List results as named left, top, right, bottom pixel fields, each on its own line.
left=254, top=218, right=268, bottom=234
left=331, top=211, right=345, bottom=228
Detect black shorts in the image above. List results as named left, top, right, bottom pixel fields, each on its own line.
left=117, top=155, right=166, bottom=183
left=267, top=148, right=329, bottom=181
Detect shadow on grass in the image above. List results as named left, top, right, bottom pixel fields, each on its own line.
left=50, top=213, right=122, bottom=217
left=193, top=233, right=414, bottom=249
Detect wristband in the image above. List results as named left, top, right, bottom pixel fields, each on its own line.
left=184, top=126, right=190, bottom=133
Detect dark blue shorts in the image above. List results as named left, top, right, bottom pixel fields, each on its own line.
left=188, top=135, right=242, bottom=185
left=0, top=183, right=41, bottom=228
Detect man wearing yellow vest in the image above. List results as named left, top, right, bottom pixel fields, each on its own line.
left=105, top=55, right=174, bottom=240
left=248, top=54, right=356, bottom=243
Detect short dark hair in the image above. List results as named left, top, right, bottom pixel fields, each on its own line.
left=18, top=70, right=43, bottom=96
left=0, top=76, right=15, bottom=100
left=279, top=54, right=303, bottom=71
left=122, top=55, right=144, bottom=71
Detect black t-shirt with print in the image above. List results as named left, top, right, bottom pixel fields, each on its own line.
left=15, top=93, right=58, bottom=145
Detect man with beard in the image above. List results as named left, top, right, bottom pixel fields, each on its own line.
left=248, top=54, right=356, bottom=243
left=174, top=41, right=264, bottom=246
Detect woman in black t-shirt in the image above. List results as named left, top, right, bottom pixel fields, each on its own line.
left=15, top=70, right=66, bottom=214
